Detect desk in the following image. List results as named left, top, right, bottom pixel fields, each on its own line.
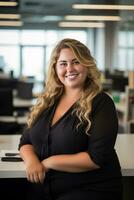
left=0, top=135, right=25, bottom=178
left=0, top=134, right=21, bottom=150
left=0, top=97, right=35, bottom=127
left=0, top=134, right=134, bottom=178
left=13, top=98, right=37, bottom=118
left=115, top=134, right=134, bottom=176
left=0, top=116, right=27, bottom=125
left=0, top=97, right=36, bottom=125
left=13, top=98, right=36, bottom=108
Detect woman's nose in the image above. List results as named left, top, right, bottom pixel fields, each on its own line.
left=67, top=62, right=74, bottom=71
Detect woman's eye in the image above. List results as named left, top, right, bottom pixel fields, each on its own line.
left=58, top=63, right=67, bottom=68
left=73, top=61, right=79, bottom=65
left=60, top=63, right=66, bottom=66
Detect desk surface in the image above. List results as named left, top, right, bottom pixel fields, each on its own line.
left=13, top=98, right=36, bottom=108
left=0, top=116, right=27, bottom=124
left=0, top=134, right=134, bottom=178
left=0, top=135, right=25, bottom=178
left=115, top=134, right=134, bottom=176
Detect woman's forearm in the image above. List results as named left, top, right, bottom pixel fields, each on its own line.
left=19, top=144, right=40, bottom=164
left=42, top=152, right=100, bottom=173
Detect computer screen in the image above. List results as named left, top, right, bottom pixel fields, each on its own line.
left=111, top=75, right=128, bottom=92
left=0, top=88, right=13, bottom=116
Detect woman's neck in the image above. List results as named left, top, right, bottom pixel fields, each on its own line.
left=63, top=88, right=82, bottom=101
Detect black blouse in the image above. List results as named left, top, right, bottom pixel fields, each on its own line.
left=18, top=92, right=122, bottom=194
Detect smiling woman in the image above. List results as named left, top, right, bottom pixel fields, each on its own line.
left=18, top=38, right=123, bottom=200
left=56, top=48, right=88, bottom=90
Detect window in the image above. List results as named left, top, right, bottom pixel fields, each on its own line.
left=20, top=30, right=45, bottom=45
left=0, top=30, right=20, bottom=77
left=22, top=46, right=44, bottom=81
left=0, top=46, right=20, bottom=77
left=118, top=31, right=134, bottom=70
left=0, top=30, right=19, bottom=44
left=0, top=29, right=89, bottom=81
left=58, top=30, right=87, bottom=44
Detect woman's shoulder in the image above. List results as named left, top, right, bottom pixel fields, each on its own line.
left=92, top=91, right=115, bottom=112
left=93, top=91, right=113, bottom=102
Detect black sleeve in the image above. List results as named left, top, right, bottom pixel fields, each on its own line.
left=18, top=125, right=32, bottom=150
left=87, top=92, right=118, bottom=167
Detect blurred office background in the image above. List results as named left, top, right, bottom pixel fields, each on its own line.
left=0, top=0, right=134, bottom=134
left=0, top=1, right=134, bottom=199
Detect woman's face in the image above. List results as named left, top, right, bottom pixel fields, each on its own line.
left=56, top=48, right=88, bottom=90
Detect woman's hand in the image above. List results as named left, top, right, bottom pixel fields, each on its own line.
left=19, top=144, right=46, bottom=184
left=25, top=159, right=46, bottom=184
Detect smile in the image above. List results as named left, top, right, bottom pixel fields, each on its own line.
left=65, top=73, right=79, bottom=78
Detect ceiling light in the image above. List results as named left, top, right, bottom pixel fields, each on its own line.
left=65, top=15, right=121, bottom=21
left=0, top=1, right=17, bottom=6
left=59, top=22, right=105, bottom=28
left=0, top=14, right=21, bottom=19
left=0, top=21, right=23, bottom=26
left=73, top=4, right=134, bottom=10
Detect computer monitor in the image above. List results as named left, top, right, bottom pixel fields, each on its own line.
left=17, top=81, right=34, bottom=99
left=111, top=75, right=128, bottom=92
left=0, top=88, right=13, bottom=116
left=0, top=78, right=18, bottom=89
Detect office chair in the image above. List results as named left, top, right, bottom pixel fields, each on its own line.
left=17, top=80, right=34, bottom=99
left=0, top=77, right=18, bottom=90
left=0, top=88, right=20, bottom=134
left=0, top=88, right=13, bottom=116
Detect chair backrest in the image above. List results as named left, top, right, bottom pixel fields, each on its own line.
left=17, top=81, right=34, bottom=99
left=0, top=78, right=18, bottom=89
left=0, top=88, right=13, bottom=116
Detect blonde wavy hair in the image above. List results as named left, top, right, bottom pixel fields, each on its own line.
left=27, top=38, right=102, bottom=134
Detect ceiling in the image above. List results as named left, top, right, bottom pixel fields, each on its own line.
left=0, top=0, right=134, bottom=29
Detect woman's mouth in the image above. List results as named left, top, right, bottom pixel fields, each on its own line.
left=65, top=73, right=79, bottom=79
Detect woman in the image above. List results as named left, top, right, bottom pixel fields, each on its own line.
left=18, top=38, right=123, bottom=200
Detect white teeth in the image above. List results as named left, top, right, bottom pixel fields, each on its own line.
left=65, top=74, right=78, bottom=77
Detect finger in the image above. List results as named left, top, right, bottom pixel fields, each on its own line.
left=26, top=172, right=32, bottom=182
left=38, top=172, right=45, bottom=184
left=33, top=172, right=41, bottom=183
left=27, top=172, right=37, bottom=183
left=29, top=174, right=35, bottom=183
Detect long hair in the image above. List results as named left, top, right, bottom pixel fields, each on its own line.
left=27, top=38, right=102, bottom=134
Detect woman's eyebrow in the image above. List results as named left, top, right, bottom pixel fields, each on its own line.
left=58, top=60, right=67, bottom=63
left=58, top=58, right=77, bottom=63
left=72, top=58, right=79, bottom=62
